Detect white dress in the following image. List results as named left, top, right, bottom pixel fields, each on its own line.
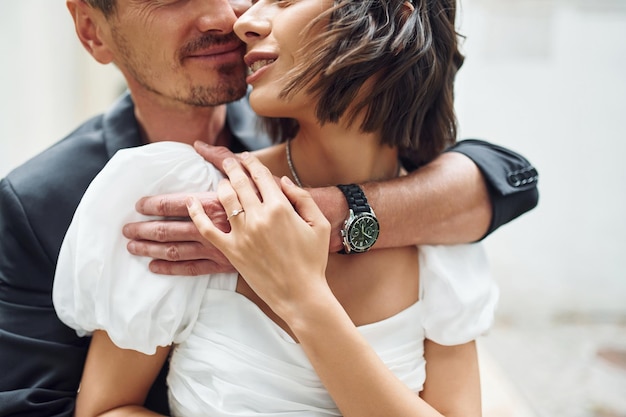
left=53, top=142, right=499, bottom=417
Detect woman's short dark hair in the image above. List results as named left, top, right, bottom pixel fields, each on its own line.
left=264, top=0, right=464, bottom=166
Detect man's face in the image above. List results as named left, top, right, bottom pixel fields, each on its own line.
left=101, top=0, right=252, bottom=107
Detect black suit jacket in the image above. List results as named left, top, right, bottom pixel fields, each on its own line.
left=0, top=94, right=167, bottom=416
left=0, top=93, right=538, bottom=416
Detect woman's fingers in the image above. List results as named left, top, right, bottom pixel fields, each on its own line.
left=281, top=176, right=328, bottom=229
left=216, top=179, right=245, bottom=224
left=186, top=195, right=225, bottom=247
left=186, top=193, right=245, bottom=270
left=239, top=153, right=288, bottom=205
left=188, top=156, right=330, bottom=280
left=193, top=141, right=236, bottom=175
left=221, top=156, right=262, bottom=210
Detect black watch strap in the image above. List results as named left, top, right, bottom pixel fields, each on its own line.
left=337, top=184, right=371, bottom=214
left=337, top=184, right=378, bottom=255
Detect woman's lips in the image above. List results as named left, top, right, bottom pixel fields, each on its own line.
left=244, top=52, right=278, bottom=83
left=249, top=59, right=276, bottom=73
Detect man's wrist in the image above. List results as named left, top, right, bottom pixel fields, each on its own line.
left=307, top=186, right=346, bottom=253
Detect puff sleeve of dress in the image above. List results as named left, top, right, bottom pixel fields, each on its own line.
left=419, top=244, right=499, bottom=346
left=53, top=142, right=221, bottom=355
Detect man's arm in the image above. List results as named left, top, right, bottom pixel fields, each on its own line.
left=351, top=138, right=539, bottom=250
left=448, top=139, right=539, bottom=236
left=311, top=150, right=493, bottom=252
left=124, top=139, right=538, bottom=275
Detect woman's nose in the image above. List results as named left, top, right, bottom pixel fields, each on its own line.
left=233, top=4, right=271, bottom=44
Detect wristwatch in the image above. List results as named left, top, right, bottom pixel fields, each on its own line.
left=337, top=184, right=380, bottom=254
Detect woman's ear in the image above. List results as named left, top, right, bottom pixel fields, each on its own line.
left=66, top=0, right=115, bottom=64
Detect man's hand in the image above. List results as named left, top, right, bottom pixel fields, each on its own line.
left=123, top=142, right=239, bottom=275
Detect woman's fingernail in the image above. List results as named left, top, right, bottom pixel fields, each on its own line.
left=223, top=157, right=235, bottom=168
left=282, top=176, right=294, bottom=186
left=185, top=196, right=194, bottom=208
left=240, top=152, right=250, bottom=160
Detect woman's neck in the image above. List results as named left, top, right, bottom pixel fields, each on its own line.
left=285, top=121, right=400, bottom=188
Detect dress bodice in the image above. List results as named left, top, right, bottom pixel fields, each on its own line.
left=167, top=273, right=424, bottom=416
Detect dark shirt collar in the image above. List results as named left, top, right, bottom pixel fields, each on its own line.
left=102, top=92, right=143, bottom=159
left=226, top=89, right=272, bottom=151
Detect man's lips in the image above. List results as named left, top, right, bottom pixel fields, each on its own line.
left=184, top=42, right=245, bottom=60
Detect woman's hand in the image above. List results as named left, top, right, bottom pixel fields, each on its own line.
left=186, top=152, right=331, bottom=319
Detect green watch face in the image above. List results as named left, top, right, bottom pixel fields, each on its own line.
left=347, top=214, right=380, bottom=252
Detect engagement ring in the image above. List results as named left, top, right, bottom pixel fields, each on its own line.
left=228, top=208, right=245, bottom=220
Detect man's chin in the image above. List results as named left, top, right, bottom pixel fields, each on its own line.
left=184, top=81, right=247, bottom=107
left=216, top=80, right=248, bottom=104
left=185, top=67, right=247, bottom=106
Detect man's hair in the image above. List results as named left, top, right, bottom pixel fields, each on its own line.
left=84, top=0, right=116, bottom=17
left=265, top=0, right=464, bottom=166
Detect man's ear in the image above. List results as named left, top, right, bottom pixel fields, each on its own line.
left=66, top=0, right=114, bottom=64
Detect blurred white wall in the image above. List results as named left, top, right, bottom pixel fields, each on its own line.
left=0, top=0, right=125, bottom=178
left=455, top=2, right=626, bottom=413
left=455, top=0, right=626, bottom=320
